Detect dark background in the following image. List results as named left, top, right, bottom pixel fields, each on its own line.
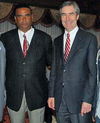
left=0, top=0, right=100, bottom=15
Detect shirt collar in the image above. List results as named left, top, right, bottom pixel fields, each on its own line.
left=65, top=26, right=79, bottom=38
left=18, top=27, right=34, bottom=36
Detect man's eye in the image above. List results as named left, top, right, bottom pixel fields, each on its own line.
left=25, top=14, right=31, bottom=17
left=16, top=15, right=22, bottom=18
left=69, top=12, right=75, bottom=15
left=61, top=13, right=66, bottom=16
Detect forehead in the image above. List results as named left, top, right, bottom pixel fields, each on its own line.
left=15, top=7, right=31, bottom=14
left=62, top=5, right=75, bottom=13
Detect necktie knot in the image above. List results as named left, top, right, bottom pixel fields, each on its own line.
left=67, top=33, right=70, bottom=38
left=23, top=34, right=26, bottom=40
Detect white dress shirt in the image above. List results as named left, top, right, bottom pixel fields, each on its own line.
left=18, top=27, right=34, bottom=51
left=63, top=26, right=79, bottom=53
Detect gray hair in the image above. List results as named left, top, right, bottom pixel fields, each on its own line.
left=59, top=1, right=80, bottom=15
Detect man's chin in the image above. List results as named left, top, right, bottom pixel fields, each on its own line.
left=19, top=27, right=31, bottom=32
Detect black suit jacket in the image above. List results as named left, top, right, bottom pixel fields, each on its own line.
left=1, top=28, right=52, bottom=111
left=49, top=29, right=97, bottom=113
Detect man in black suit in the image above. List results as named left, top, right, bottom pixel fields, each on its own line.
left=1, top=4, right=52, bottom=123
left=48, top=1, right=97, bottom=123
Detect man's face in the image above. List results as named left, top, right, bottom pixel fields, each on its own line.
left=14, top=7, right=33, bottom=33
left=61, top=5, right=79, bottom=32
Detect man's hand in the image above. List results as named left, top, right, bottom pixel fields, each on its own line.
left=47, top=66, right=51, bottom=70
left=48, top=97, right=55, bottom=110
left=81, top=102, right=92, bottom=116
left=92, top=116, right=95, bottom=123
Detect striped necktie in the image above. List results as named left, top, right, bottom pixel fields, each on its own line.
left=64, top=33, right=70, bottom=62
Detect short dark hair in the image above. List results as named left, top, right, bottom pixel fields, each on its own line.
left=14, top=4, right=32, bottom=16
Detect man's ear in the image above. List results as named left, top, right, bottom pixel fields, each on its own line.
left=14, top=16, right=17, bottom=23
left=77, top=14, right=79, bottom=20
left=31, top=14, right=33, bottom=22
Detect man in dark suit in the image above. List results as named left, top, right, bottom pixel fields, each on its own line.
left=1, top=4, right=52, bottom=123
left=48, top=1, right=97, bottom=123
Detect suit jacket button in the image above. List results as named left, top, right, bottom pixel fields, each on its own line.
left=63, top=70, right=66, bottom=72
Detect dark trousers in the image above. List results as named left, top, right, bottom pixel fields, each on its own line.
left=56, top=85, right=92, bottom=123
left=44, top=103, right=52, bottom=123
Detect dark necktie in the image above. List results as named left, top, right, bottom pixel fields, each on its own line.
left=23, top=34, right=29, bottom=57
left=64, top=33, right=70, bottom=62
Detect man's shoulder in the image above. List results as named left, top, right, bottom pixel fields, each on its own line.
left=34, top=29, right=51, bottom=38
left=0, top=41, right=4, bottom=47
left=0, top=41, right=5, bottom=51
left=54, top=34, right=63, bottom=43
left=1, top=28, right=17, bottom=37
left=79, top=28, right=96, bottom=38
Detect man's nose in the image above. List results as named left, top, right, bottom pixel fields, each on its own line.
left=66, top=15, right=70, bottom=20
left=22, top=16, right=26, bottom=21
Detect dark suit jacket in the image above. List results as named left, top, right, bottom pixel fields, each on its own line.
left=49, top=29, right=97, bottom=113
left=1, top=28, right=52, bottom=111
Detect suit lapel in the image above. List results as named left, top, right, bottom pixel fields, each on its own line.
left=26, top=29, right=41, bottom=58
left=59, top=35, right=63, bottom=60
left=13, top=29, right=24, bottom=58
left=67, top=29, right=83, bottom=63
left=11, top=29, right=39, bottom=59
